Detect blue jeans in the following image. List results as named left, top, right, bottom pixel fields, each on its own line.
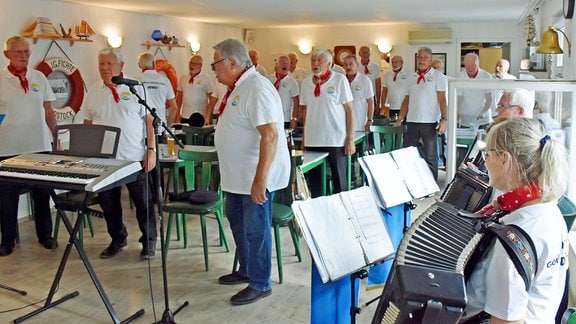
left=225, top=191, right=274, bottom=291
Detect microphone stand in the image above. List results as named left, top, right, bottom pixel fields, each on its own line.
left=128, top=86, right=187, bottom=324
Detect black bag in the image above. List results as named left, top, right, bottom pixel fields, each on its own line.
left=167, top=190, right=218, bottom=204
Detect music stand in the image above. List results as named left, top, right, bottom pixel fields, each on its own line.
left=0, top=283, right=27, bottom=296
left=128, top=85, right=187, bottom=323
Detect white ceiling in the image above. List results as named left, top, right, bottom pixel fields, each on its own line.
left=61, top=0, right=541, bottom=28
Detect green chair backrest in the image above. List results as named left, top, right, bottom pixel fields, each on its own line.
left=369, top=125, right=407, bottom=153
left=372, top=116, right=391, bottom=126
left=178, top=150, right=219, bottom=192
left=275, top=154, right=304, bottom=206
left=558, top=195, right=576, bottom=231
left=181, top=125, right=215, bottom=146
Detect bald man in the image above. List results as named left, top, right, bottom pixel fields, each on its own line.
left=267, top=55, right=299, bottom=128
left=380, top=55, right=410, bottom=118
left=488, top=59, right=517, bottom=119
left=288, top=52, right=307, bottom=86
left=176, top=55, right=214, bottom=124
left=358, top=46, right=381, bottom=108
left=249, top=50, right=267, bottom=76
left=457, top=53, right=492, bottom=128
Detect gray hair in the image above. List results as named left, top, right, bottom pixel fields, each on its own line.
left=417, top=46, right=433, bottom=57
left=4, top=35, right=27, bottom=51
left=213, top=39, right=252, bottom=69
left=98, top=47, right=124, bottom=64
left=486, top=117, right=568, bottom=201
left=138, top=52, right=155, bottom=69
left=504, top=88, right=535, bottom=117
left=311, top=49, right=333, bottom=65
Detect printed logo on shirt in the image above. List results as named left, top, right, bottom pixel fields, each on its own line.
left=326, top=86, right=335, bottom=95
left=400, top=74, right=407, bottom=80
left=30, top=83, right=40, bottom=92
left=231, top=95, right=240, bottom=107
left=197, top=80, right=204, bottom=85
left=353, top=84, right=362, bottom=91
left=281, top=82, right=287, bottom=88
left=547, top=240, right=568, bottom=268
left=426, top=75, right=434, bottom=82
left=120, top=91, right=131, bottom=100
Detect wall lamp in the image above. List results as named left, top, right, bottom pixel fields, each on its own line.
left=377, top=41, right=393, bottom=62
left=298, top=42, right=313, bottom=55
left=189, top=41, right=201, bottom=54
left=537, top=26, right=571, bottom=57
left=106, top=35, right=123, bottom=48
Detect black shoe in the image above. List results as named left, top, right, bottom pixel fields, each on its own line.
left=100, top=240, right=127, bottom=259
left=140, top=246, right=155, bottom=260
left=218, top=272, right=250, bottom=285
left=39, top=238, right=57, bottom=250
left=230, top=286, right=271, bottom=305
left=0, top=245, right=13, bottom=257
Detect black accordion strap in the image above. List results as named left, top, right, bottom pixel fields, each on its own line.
left=484, top=223, right=538, bottom=291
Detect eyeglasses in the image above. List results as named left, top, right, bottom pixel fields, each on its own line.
left=210, top=58, right=228, bottom=71
left=496, top=103, right=521, bottom=110
left=480, top=148, right=497, bottom=160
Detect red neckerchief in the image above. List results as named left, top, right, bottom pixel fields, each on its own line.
left=189, top=72, right=200, bottom=84
left=313, top=70, right=331, bottom=97
left=467, top=69, right=479, bottom=79
left=393, top=68, right=401, bottom=82
left=218, top=67, right=249, bottom=117
left=363, top=64, right=369, bottom=74
left=346, top=73, right=356, bottom=83
left=7, top=64, right=29, bottom=93
left=274, top=72, right=285, bottom=90
left=476, top=183, right=542, bottom=216
left=416, top=67, right=431, bottom=84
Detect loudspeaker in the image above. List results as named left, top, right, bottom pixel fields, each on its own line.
left=243, top=29, right=255, bottom=44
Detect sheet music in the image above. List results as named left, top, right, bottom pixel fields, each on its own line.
left=391, top=147, right=439, bottom=198
left=358, top=153, right=412, bottom=208
left=292, top=187, right=394, bottom=283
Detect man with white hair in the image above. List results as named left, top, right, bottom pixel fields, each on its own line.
left=495, top=88, right=534, bottom=119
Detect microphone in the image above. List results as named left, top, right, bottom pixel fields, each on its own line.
left=111, top=76, right=140, bottom=86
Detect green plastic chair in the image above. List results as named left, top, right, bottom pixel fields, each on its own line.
left=369, top=124, right=407, bottom=153
left=181, top=125, right=215, bottom=146
left=163, top=150, right=229, bottom=271
left=558, top=195, right=576, bottom=231
left=372, top=116, right=391, bottom=126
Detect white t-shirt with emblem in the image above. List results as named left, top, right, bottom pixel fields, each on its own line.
left=383, top=69, right=411, bottom=110
left=406, top=68, right=448, bottom=123
left=266, top=73, right=299, bottom=122
left=348, top=73, right=374, bottom=131
left=177, top=71, right=214, bottom=117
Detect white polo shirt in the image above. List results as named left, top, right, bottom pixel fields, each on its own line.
left=457, top=69, right=493, bottom=126
left=361, top=61, right=380, bottom=97
left=214, top=68, right=290, bottom=195
left=348, top=73, right=374, bottom=131
left=0, top=67, right=55, bottom=156
left=383, top=69, right=410, bottom=110
left=139, top=69, right=175, bottom=123
left=300, top=71, right=353, bottom=147
left=267, top=73, right=299, bottom=122
left=80, top=81, right=147, bottom=161
left=406, top=68, right=448, bottom=123
left=465, top=202, right=568, bottom=323
left=177, top=72, right=214, bottom=117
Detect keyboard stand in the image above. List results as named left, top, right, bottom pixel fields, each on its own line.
left=14, top=189, right=144, bottom=324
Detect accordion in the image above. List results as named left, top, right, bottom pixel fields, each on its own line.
left=371, top=202, right=491, bottom=324
left=441, top=168, right=492, bottom=213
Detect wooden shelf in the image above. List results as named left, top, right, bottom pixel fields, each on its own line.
left=141, top=41, right=186, bottom=50
left=24, top=35, right=93, bottom=46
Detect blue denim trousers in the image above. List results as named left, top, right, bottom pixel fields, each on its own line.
left=225, top=191, right=274, bottom=291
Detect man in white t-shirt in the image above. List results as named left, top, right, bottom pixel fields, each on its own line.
left=358, top=46, right=381, bottom=109
left=267, top=55, right=299, bottom=129
left=381, top=55, right=410, bottom=118
left=79, top=48, right=157, bottom=260
left=396, top=46, right=448, bottom=181
left=489, top=59, right=517, bottom=119
left=176, top=55, right=214, bottom=123
left=300, top=49, right=355, bottom=196
left=248, top=49, right=268, bottom=76
left=204, top=81, right=227, bottom=125
left=343, top=54, right=374, bottom=132
left=288, top=52, right=307, bottom=87
left=0, top=35, right=57, bottom=256
left=137, top=52, right=177, bottom=127
left=458, top=53, right=493, bottom=128
left=213, top=39, right=290, bottom=305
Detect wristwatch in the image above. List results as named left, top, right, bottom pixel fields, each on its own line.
left=147, top=147, right=156, bottom=152
left=291, top=117, right=298, bottom=122
left=440, top=116, right=447, bottom=121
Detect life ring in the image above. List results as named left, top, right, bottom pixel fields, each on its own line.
left=37, top=57, right=85, bottom=123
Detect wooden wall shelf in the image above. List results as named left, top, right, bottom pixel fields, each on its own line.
left=141, top=41, right=185, bottom=50
left=24, top=35, right=93, bottom=46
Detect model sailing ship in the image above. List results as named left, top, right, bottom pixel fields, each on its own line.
left=75, top=20, right=95, bottom=39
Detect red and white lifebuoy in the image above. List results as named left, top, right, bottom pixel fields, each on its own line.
left=37, top=57, right=85, bottom=124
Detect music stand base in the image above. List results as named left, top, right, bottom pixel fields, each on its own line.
left=0, top=283, right=27, bottom=296
left=14, top=291, right=79, bottom=323
left=154, top=301, right=189, bottom=324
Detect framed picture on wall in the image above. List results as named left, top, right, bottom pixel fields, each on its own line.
left=414, top=53, right=447, bottom=73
